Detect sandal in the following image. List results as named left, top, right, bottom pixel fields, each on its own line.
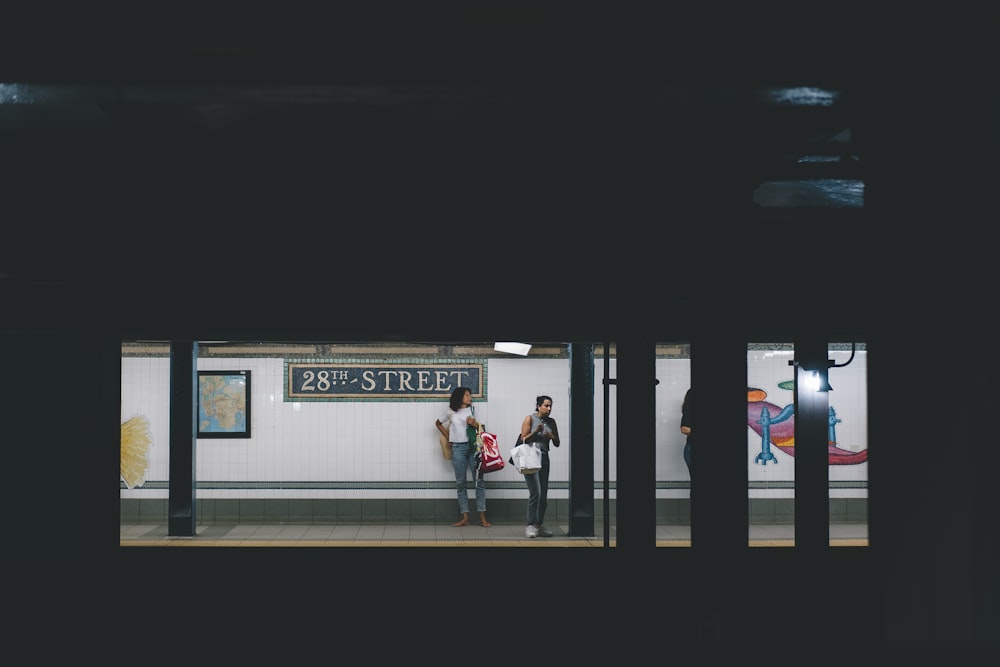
left=452, top=518, right=469, bottom=527
left=480, top=519, right=492, bottom=527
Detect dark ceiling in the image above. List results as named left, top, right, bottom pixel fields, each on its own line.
left=5, top=4, right=874, bottom=85
left=1, top=4, right=997, bottom=334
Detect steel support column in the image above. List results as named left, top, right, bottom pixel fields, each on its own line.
left=567, top=342, right=595, bottom=537
left=168, top=341, right=198, bottom=536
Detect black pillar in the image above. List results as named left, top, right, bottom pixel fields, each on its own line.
left=168, top=341, right=198, bottom=536
left=568, top=342, right=595, bottom=537
left=689, top=303, right=748, bottom=554
left=858, top=12, right=995, bottom=647
left=615, top=333, right=657, bottom=550
left=793, top=323, right=831, bottom=553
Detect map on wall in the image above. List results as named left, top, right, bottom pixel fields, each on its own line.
left=198, top=371, right=251, bottom=438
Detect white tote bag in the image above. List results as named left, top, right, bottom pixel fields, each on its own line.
left=510, top=440, right=542, bottom=474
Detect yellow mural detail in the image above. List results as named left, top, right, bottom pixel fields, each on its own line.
left=120, top=414, right=152, bottom=489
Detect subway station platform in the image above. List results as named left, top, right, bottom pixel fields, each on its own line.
left=120, top=522, right=869, bottom=547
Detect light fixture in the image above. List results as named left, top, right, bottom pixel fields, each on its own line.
left=790, top=359, right=833, bottom=392
left=494, top=342, right=531, bottom=356
left=807, top=369, right=833, bottom=393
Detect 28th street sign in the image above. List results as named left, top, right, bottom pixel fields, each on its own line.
left=285, top=362, right=484, bottom=401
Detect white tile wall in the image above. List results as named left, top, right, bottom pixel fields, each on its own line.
left=120, top=347, right=868, bottom=502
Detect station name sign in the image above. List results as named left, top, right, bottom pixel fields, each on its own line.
left=285, top=362, right=485, bottom=401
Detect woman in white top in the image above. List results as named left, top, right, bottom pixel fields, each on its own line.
left=435, top=386, right=490, bottom=527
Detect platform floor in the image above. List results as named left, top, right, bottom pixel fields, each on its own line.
left=120, top=521, right=869, bottom=547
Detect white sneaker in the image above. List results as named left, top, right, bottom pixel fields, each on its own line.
left=525, top=525, right=537, bottom=538
left=536, top=525, right=553, bottom=537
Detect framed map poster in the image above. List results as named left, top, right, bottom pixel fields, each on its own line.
left=198, top=370, right=251, bottom=438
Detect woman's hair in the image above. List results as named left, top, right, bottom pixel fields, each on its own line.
left=449, top=386, right=471, bottom=411
left=536, top=395, right=553, bottom=409
left=682, top=388, right=691, bottom=413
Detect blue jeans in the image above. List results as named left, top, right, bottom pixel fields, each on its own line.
left=524, top=451, right=550, bottom=525
left=450, top=442, right=486, bottom=513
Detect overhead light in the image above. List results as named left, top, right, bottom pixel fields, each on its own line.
left=494, top=342, right=531, bottom=356
left=790, top=359, right=834, bottom=392
left=805, top=369, right=833, bottom=393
